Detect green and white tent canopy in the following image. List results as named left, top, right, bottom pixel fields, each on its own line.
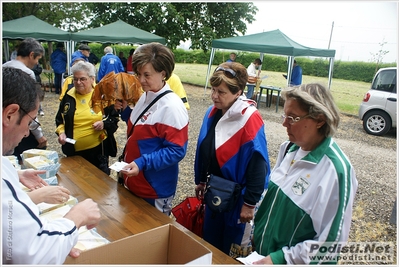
left=2, top=15, right=71, bottom=41
left=212, top=29, right=335, bottom=57
left=70, top=19, right=165, bottom=44
left=2, top=15, right=72, bottom=63
left=68, top=19, right=166, bottom=74
left=205, top=29, right=336, bottom=92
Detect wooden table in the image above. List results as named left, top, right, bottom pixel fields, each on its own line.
left=57, top=156, right=240, bottom=265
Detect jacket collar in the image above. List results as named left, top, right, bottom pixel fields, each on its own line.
left=288, top=137, right=332, bottom=164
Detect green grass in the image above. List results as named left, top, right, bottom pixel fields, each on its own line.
left=174, top=63, right=371, bottom=116
left=41, top=63, right=371, bottom=116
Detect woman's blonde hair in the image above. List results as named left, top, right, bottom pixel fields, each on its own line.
left=281, top=83, right=340, bottom=137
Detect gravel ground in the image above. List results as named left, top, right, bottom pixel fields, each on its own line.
left=39, top=84, right=397, bottom=263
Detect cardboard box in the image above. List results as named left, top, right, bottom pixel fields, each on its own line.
left=64, top=224, right=212, bottom=265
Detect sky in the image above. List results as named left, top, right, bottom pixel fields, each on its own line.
left=246, top=1, right=398, bottom=63
left=179, top=1, right=397, bottom=63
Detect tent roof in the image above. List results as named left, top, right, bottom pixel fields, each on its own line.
left=212, top=29, right=335, bottom=58
left=2, top=15, right=71, bottom=41
left=70, top=19, right=166, bottom=44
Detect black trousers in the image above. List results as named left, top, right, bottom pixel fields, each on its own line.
left=74, top=143, right=110, bottom=175
left=54, top=73, right=63, bottom=94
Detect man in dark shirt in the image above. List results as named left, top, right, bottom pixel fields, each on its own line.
left=88, top=52, right=99, bottom=66
left=119, top=51, right=127, bottom=72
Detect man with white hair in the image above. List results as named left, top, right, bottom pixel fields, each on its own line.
left=97, top=46, right=124, bottom=82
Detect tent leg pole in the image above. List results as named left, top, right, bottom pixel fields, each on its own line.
left=286, top=56, right=293, bottom=87
left=204, top=48, right=215, bottom=99
left=328, top=57, right=334, bottom=90
left=4, top=40, right=10, bottom=62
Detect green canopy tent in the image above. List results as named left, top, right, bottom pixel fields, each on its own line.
left=205, top=29, right=336, bottom=94
left=70, top=19, right=166, bottom=44
left=2, top=15, right=72, bottom=65
left=69, top=19, right=166, bottom=74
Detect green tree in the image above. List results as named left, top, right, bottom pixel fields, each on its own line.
left=3, top=2, right=257, bottom=52
left=369, top=39, right=390, bottom=73
left=2, top=2, right=86, bottom=32
left=2, top=2, right=87, bottom=65
left=81, top=2, right=258, bottom=51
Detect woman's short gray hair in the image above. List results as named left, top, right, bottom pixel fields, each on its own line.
left=71, top=61, right=96, bottom=77
left=281, top=83, right=340, bottom=137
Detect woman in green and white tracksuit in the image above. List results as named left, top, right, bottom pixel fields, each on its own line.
left=253, top=83, right=358, bottom=264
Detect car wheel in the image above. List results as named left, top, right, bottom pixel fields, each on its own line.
left=362, top=110, right=392, bottom=136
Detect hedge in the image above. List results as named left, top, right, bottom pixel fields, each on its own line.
left=172, top=49, right=396, bottom=83
left=37, top=42, right=396, bottom=83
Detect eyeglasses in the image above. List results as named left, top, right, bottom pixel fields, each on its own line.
left=214, top=66, right=237, bottom=79
left=19, top=107, right=41, bottom=131
left=73, top=77, right=89, bottom=83
left=281, top=114, right=311, bottom=125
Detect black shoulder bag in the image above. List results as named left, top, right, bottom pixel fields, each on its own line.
left=204, top=174, right=242, bottom=213
left=117, top=90, right=173, bottom=184
left=202, top=112, right=242, bottom=213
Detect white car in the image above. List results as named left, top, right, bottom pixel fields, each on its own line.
left=359, top=67, right=397, bottom=136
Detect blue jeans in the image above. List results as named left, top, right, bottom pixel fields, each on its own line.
left=246, top=85, right=255, bottom=99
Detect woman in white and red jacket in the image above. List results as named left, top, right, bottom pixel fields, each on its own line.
left=120, top=43, right=189, bottom=216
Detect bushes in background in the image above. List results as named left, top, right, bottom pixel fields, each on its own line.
left=39, top=42, right=396, bottom=83
left=172, top=48, right=397, bottom=83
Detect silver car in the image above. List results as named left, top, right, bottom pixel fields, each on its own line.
left=359, top=67, right=397, bottom=136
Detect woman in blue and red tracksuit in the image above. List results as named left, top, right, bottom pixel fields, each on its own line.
left=194, top=62, right=271, bottom=259
left=120, top=43, right=189, bottom=216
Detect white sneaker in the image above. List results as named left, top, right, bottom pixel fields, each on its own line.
left=39, top=110, right=44, bottom=116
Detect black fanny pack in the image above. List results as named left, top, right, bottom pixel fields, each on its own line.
left=204, top=174, right=242, bottom=213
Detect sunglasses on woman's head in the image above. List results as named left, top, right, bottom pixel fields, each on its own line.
left=214, top=66, right=237, bottom=79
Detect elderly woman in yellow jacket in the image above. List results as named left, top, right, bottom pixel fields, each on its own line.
left=55, top=61, right=119, bottom=174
